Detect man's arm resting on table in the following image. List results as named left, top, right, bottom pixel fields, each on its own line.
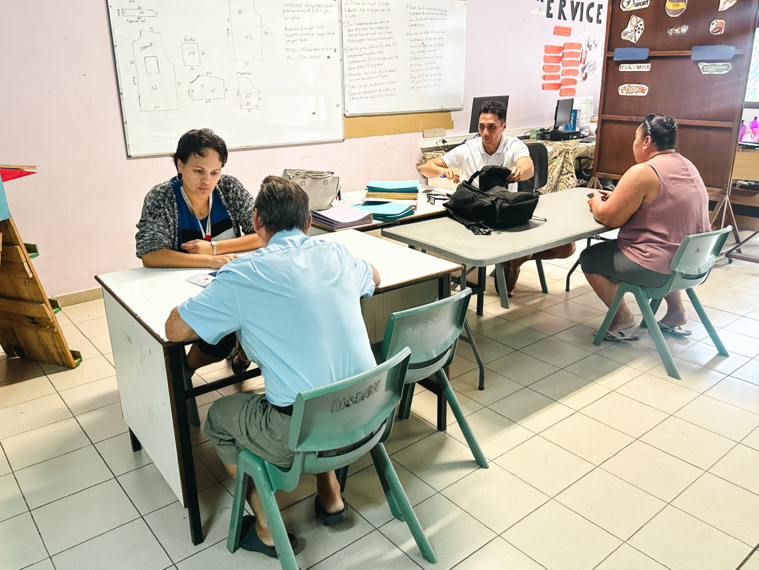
left=371, top=264, right=381, bottom=287
left=165, top=307, right=198, bottom=342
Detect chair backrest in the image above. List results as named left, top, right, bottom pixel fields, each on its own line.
left=283, top=347, right=411, bottom=478
left=667, top=226, right=731, bottom=290
left=381, top=288, right=471, bottom=384
left=642, top=226, right=731, bottom=298
left=518, top=142, right=548, bottom=193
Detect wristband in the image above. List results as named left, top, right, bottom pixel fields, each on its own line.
left=211, top=240, right=217, bottom=255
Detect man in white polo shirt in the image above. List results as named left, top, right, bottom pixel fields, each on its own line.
left=420, top=100, right=575, bottom=296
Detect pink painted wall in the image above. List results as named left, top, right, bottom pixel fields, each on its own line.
left=0, top=1, right=604, bottom=296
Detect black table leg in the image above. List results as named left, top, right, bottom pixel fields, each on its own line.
left=168, top=345, right=204, bottom=546
left=128, top=429, right=142, bottom=452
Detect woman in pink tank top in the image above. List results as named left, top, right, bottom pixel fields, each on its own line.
left=580, top=114, right=710, bottom=340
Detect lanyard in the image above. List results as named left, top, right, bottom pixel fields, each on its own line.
left=180, top=185, right=213, bottom=240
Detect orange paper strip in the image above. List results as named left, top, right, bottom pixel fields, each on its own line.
left=561, top=78, right=578, bottom=86
left=543, top=83, right=562, bottom=90
left=544, top=44, right=564, bottom=54
left=564, top=42, right=582, bottom=50
left=544, top=55, right=562, bottom=64
left=543, top=65, right=561, bottom=73
left=563, top=51, right=581, bottom=60
left=554, top=26, right=572, bottom=37
left=559, top=88, right=577, bottom=97
left=561, top=68, right=579, bottom=76
left=562, top=60, right=581, bottom=67
left=544, top=74, right=561, bottom=81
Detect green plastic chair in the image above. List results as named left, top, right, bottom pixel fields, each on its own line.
left=226, top=348, right=437, bottom=569
left=380, top=288, right=487, bottom=468
left=593, top=227, right=731, bottom=380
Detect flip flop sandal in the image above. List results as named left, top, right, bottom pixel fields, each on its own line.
left=239, top=515, right=298, bottom=557
left=658, top=322, right=692, bottom=337
left=594, top=329, right=640, bottom=342
left=314, top=495, right=349, bottom=526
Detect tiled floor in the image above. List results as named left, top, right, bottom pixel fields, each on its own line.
left=3, top=235, right=759, bottom=569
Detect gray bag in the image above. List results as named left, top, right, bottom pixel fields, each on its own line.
left=282, top=169, right=340, bottom=211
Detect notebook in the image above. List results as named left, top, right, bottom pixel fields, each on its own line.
left=311, top=204, right=373, bottom=229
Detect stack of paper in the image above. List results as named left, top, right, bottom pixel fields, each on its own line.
left=366, top=180, right=419, bottom=200
left=353, top=201, right=414, bottom=222
left=311, top=204, right=372, bottom=229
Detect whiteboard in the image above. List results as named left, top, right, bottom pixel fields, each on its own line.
left=342, top=0, right=467, bottom=116
left=107, top=1, right=344, bottom=157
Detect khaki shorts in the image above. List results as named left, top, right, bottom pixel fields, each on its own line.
left=204, top=392, right=294, bottom=468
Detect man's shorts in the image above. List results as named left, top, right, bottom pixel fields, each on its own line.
left=580, top=240, right=670, bottom=288
left=204, top=392, right=294, bottom=468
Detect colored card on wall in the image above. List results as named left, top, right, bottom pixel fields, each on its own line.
left=0, top=178, right=9, bottom=221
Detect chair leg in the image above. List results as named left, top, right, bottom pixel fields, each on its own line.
left=494, top=262, right=510, bottom=309
left=565, top=258, right=581, bottom=292
left=371, top=452, right=404, bottom=521
left=632, top=288, right=680, bottom=380
left=252, top=466, right=299, bottom=570
left=370, top=444, right=437, bottom=564
left=593, top=287, right=626, bottom=345
left=227, top=466, right=250, bottom=553
left=462, top=318, right=485, bottom=390
left=397, top=383, right=415, bottom=421
left=686, top=288, right=729, bottom=356
left=435, top=370, right=488, bottom=468
left=535, top=259, right=548, bottom=294
left=336, top=466, right=348, bottom=493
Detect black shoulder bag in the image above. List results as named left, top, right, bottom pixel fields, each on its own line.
left=443, top=166, right=544, bottom=235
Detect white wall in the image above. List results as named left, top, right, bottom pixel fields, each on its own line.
left=0, top=0, right=604, bottom=296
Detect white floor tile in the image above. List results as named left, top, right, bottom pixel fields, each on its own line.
left=309, top=530, right=421, bottom=570
left=16, top=446, right=112, bottom=509
left=0, top=473, right=27, bottom=522
left=0, top=376, right=56, bottom=410
left=52, top=519, right=171, bottom=570
left=94, top=433, right=152, bottom=476
left=392, top=432, right=479, bottom=491
left=452, top=537, right=546, bottom=569
left=0, top=393, right=72, bottom=439
left=32, top=479, right=139, bottom=555
left=58, top=375, right=119, bottom=415
left=77, top=401, right=128, bottom=443
left=1, top=417, right=90, bottom=471
left=639, top=416, right=735, bottom=470
left=0, top=512, right=49, bottom=570
left=503, top=500, right=621, bottom=569
left=628, top=505, right=749, bottom=570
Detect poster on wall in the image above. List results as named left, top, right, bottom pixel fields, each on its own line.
left=106, top=0, right=344, bottom=157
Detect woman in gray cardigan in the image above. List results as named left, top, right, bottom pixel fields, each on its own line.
left=136, top=128, right=259, bottom=372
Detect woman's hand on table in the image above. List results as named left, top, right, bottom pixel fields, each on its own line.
left=181, top=239, right=212, bottom=255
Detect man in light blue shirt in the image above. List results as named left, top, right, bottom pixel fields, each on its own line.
left=165, top=175, right=379, bottom=557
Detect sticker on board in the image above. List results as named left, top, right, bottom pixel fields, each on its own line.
left=667, top=25, right=688, bottom=36
left=586, top=34, right=599, bottom=50
left=698, top=62, right=732, bottom=74
left=618, top=83, right=649, bottom=96
left=621, top=15, right=645, bottom=44
left=665, top=0, right=687, bottom=17
left=582, top=60, right=597, bottom=81
left=621, top=0, right=650, bottom=10
left=710, top=20, right=725, bottom=35
left=719, top=0, right=737, bottom=11
left=619, top=63, right=651, bottom=71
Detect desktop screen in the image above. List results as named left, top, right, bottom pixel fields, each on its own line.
left=553, top=98, right=574, bottom=130
left=469, top=95, right=510, bottom=134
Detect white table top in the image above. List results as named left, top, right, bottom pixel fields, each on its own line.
left=96, top=230, right=460, bottom=343
left=381, top=187, right=609, bottom=266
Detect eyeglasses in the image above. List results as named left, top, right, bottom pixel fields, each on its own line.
left=426, top=193, right=449, bottom=205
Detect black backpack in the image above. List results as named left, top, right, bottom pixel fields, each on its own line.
left=444, top=166, right=542, bottom=235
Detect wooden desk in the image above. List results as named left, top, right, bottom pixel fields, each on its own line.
left=95, top=231, right=460, bottom=545
left=382, top=187, right=609, bottom=315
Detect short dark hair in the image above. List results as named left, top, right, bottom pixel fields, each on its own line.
left=172, top=128, right=229, bottom=170
left=479, top=100, right=507, bottom=123
left=255, top=176, right=310, bottom=234
left=641, top=113, right=677, bottom=150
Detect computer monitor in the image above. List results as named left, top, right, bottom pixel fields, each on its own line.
left=553, top=98, right=574, bottom=131
left=469, top=95, right=510, bottom=134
